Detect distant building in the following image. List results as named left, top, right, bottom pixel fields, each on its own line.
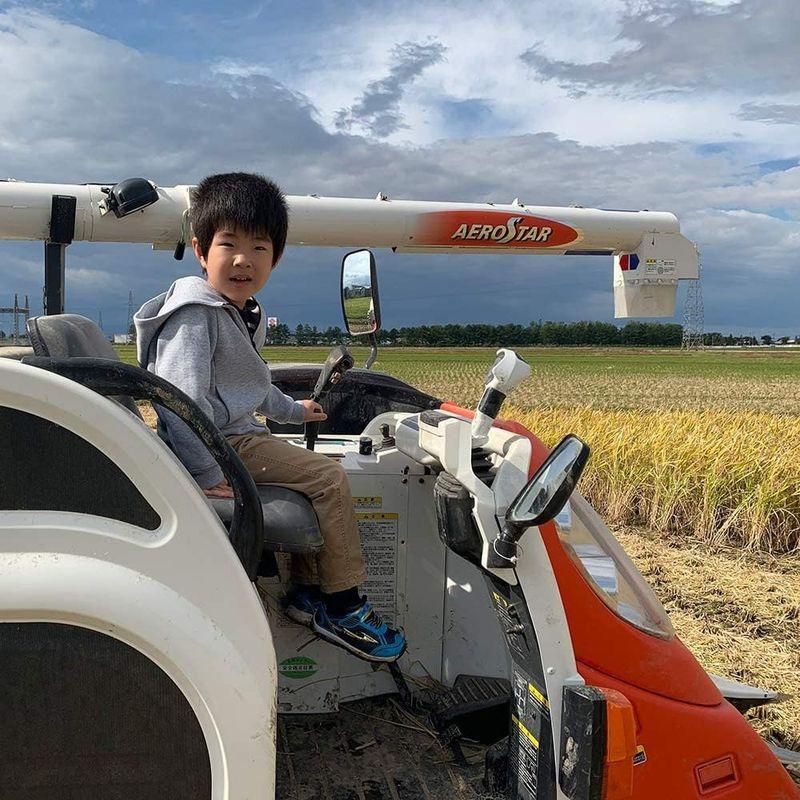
left=113, top=333, right=131, bottom=344
left=267, top=316, right=279, bottom=328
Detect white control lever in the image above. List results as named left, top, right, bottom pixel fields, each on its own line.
left=471, top=349, right=531, bottom=444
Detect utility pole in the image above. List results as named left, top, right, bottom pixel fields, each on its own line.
left=681, top=245, right=704, bottom=350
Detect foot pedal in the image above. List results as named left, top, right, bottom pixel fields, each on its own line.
left=385, top=662, right=437, bottom=713
left=388, top=662, right=414, bottom=708
left=429, top=674, right=511, bottom=749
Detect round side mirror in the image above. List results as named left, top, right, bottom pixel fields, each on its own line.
left=341, top=249, right=381, bottom=336
left=506, top=434, right=590, bottom=531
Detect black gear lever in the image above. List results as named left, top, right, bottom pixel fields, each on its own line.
left=305, top=345, right=354, bottom=450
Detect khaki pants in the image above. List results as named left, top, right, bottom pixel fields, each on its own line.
left=228, top=432, right=367, bottom=592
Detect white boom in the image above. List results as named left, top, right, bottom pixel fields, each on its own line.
left=0, top=179, right=699, bottom=317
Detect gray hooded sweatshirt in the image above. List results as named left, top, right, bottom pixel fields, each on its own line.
left=134, top=276, right=306, bottom=488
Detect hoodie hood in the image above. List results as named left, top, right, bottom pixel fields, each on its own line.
left=134, top=276, right=264, bottom=366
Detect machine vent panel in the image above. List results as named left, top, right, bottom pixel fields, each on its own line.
left=0, top=406, right=160, bottom=530
left=0, top=622, right=211, bottom=799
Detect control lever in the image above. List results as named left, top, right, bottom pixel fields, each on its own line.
left=471, top=349, right=531, bottom=445
left=306, top=345, right=354, bottom=450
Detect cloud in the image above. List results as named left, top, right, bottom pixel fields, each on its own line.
left=521, top=0, right=800, bottom=96
left=0, top=9, right=336, bottom=185
left=334, top=39, right=446, bottom=138
left=738, top=103, right=800, bottom=126
left=1, top=6, right=799, bottom=337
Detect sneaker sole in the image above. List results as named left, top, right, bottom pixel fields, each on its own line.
left=312, top=619, right=406, bottom=663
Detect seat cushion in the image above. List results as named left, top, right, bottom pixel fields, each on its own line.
left=210, top=485, right=323, bottom=554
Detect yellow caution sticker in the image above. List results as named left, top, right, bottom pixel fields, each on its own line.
left=355, top=512, right=398, bottom=521
left=492, top=591, right=509, bottom=609
left=528, top=682, right=550, bottom=709
left=512, top=714, right=539, bottom=749
left=353, top=496, right=382, bottom=509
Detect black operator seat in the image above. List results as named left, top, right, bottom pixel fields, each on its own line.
left=26, top=314, right=323, bottom=554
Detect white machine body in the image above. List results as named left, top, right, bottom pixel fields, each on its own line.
left=0, top=350, right=582, bottom=798
left=471, top=349, right=531, bottom=444
left=0, top=180, right=699, bottom=318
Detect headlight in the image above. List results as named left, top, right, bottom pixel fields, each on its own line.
left=555, top=492, right=674, bottom=640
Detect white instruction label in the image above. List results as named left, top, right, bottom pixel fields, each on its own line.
left=644, top=257, right=676, bottom=276
left=356, top=512, right=398, bottom=622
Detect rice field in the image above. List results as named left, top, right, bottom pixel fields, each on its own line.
left=119, top=344, right=800, bottom=552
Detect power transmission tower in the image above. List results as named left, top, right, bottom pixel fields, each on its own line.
left=0, top=294, right=30, bottom=345
left=126, top=291, right=135, bottom=344
left=681, top=245, right=704, bottom=350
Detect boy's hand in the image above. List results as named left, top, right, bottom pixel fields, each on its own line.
left=300, top=399, right=327, bottom=422
left=204, top=479, right=234, bottom=499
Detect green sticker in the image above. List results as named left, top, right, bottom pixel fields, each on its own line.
left=279, top=656, right=318, bottom=680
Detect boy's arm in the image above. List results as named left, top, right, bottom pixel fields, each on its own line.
left=258, top=383, right=307, bottom=426
left=152, top=307, right=225, bottom=489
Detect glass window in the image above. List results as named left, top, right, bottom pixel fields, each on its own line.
left=555, top=491, right=674, bottom=639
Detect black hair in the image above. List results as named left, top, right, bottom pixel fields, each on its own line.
left=191, top=172, right=288, bottom=266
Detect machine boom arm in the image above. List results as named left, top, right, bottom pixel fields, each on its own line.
left=0, top=179, right=699, bottom=317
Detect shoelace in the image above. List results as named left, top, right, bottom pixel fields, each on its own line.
left=361, top=606, right=381, bottom=628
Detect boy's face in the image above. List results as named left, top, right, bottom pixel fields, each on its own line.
left=193, top=226, right=275, bottom=309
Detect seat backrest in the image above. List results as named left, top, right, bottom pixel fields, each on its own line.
left=27, top=315, right=143, bottom=418
left=28, top=314, right=121, bottom=360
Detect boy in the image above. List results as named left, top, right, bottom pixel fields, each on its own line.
left=134, top=172, right=405, bottom=663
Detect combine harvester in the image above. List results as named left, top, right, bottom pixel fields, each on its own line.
left=0, top=178, right=797, bottom=799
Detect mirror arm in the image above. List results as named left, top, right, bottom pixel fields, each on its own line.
left=364, top=332, right=378, bottom=370
left=486, top=522, right=523, bottom=569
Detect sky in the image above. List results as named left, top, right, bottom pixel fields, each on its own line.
left=0, top=0, right=798, bottom=337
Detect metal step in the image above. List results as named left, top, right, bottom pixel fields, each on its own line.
left=429, top=674, right=512, bottom=755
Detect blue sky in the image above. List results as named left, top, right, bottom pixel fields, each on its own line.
left=1, top=0, right=799, bottom=336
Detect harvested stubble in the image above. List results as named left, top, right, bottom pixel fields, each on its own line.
left=508, top=405, right=800, bottom=553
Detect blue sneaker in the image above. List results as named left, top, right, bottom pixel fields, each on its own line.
left=313, top=599, right=406, bottom=663
left=282, top=586, right=321, bottom=627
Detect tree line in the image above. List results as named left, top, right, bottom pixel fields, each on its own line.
left=702, top=333, right=799, bottom=347
left=264, top=320, right=684, bottom=347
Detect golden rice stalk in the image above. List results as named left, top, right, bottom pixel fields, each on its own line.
left=507, top=405, right=800, bottom=553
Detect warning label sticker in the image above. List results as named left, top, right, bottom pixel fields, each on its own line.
left=353, top=496, right=382, bottom=510
left=356, top=512, right=398, bottom=621
left=644, top=258, right=676, bottom=276
left=511, top=668, right=540, bottom=798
